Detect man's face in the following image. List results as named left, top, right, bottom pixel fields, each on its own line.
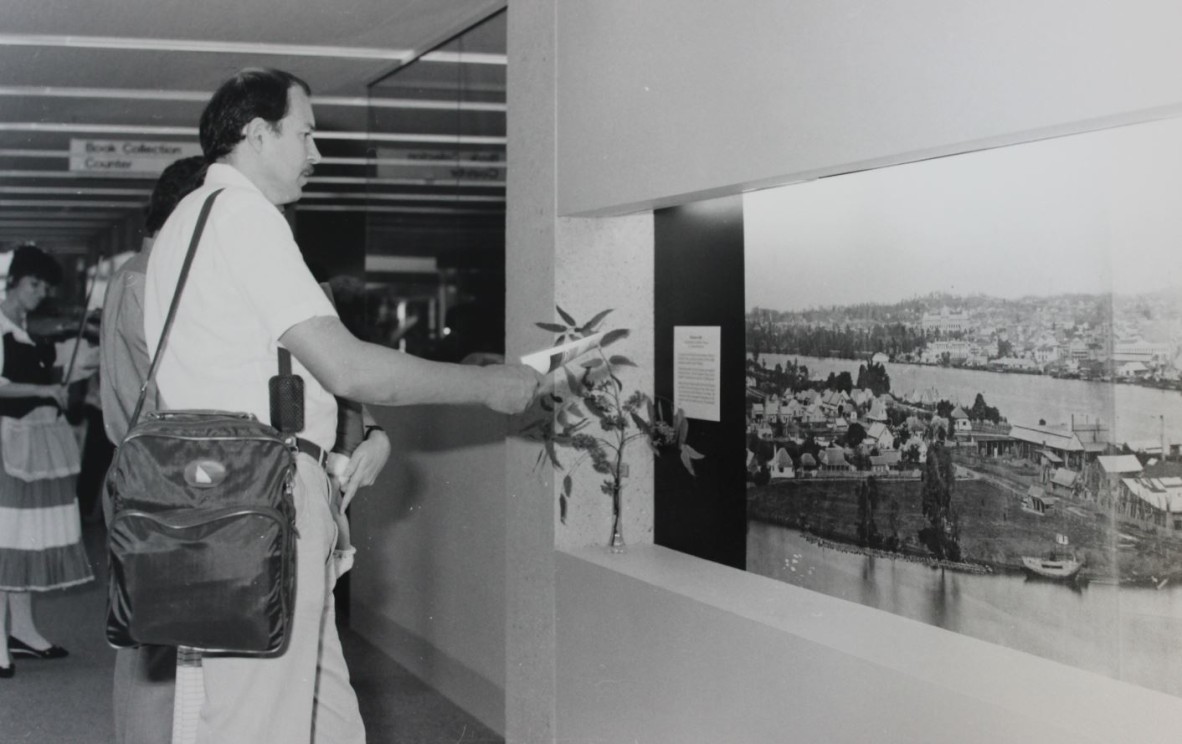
left=258, top=86, right=320, bottom=205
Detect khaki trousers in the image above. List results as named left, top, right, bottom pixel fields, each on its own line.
left=194, top=454, right=364, bottom=744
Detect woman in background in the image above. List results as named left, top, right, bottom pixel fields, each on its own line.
left=0, top=245, right=94, bottom=678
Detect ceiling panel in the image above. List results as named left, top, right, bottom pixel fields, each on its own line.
left=0, top=0, right=506, bottom=250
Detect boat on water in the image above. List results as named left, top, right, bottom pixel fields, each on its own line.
left=1021, top=553, right=1082, bottom=581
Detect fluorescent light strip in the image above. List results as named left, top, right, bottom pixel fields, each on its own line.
left=311, top=176, right=505, bottom=188
left=0, top=212, right=118, bottom=220
left=0, top=87, right=505, bottom=112
left=419, top=51, right=507, bottom=66
left=300, top=192, right=503, bottom=203
left=0, top=149, right=68, bottom=159
left=0, top=154, right=508, bottom=170
left=0, top=123, right=506, bottom=145
left=0, top=186, right=151, bottom=196
left=0, top=33, right=413, bottom=61
left=0, top=170, right=155, bottom=179
left=0, top=200, right=142, bottom=208
left=0, top=221, right=107, bottom=228
left=319, top=132, right=506, bottom=145
left=297, top=205, right=497, bottom=215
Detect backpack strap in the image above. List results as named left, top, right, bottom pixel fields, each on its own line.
left=127, top=189, right=224, bottom=433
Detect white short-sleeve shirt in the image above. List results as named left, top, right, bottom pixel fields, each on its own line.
left=143, top=163, right=339, bottom=450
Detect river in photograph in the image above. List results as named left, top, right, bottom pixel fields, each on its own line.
left=751, top=353, right=1182, bottom=445
left=748, top=521, right=1182, bottom=696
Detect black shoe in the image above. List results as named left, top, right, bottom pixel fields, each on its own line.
left=0, top=662, right=12, bottom=678
left=8, top=636, right=68, bottom=660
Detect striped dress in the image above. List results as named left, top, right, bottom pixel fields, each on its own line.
left=0, top=314, right=94, bottom=592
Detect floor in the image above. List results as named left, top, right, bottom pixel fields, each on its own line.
left=0, top=523, right=503, bottom=744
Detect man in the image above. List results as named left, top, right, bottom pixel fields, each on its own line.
left=103, top=153, right=394, bottom=744
left=141, top=69, right=539, bottom=744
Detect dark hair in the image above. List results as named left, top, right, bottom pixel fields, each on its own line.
left=199, top=68, right=312, bottom=162
left=7, top=244, right=62, bottom=288
left=145, top=156, right=207, bottom=234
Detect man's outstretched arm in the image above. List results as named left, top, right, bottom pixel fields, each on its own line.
left=281, top=315, right=540, bottom=414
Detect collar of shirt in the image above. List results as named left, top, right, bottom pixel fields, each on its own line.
left=204, top=163, right=273, bottom=203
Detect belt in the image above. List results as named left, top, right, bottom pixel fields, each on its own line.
left=292, top=437, right=328, bottom=469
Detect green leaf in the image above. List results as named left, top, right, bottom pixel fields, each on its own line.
left=546, top=353, right=565, bottom=374
left=601, top=328, right=630, bottom=347
left=582, top=358, right=604, bottom=369
left=544, top=439, right=563, bottom=469
left=564, top=366, right=582, bottom=396
left=563, top=473, right=573, bottom=498
left=559, top=493, right=568, bottom=524
left=630, top=410, right=651, bottom=434
left=556, top=305, right=577, bottom=327
left=567, top=402, right=586, bottom=419
left=583, top=396, right=608, bottom=420
left=610, top=373, right=623, bottom=390
left=677, top=412, right=689, bottom=445
left=540, top=397, right=555, bottom=412
left=580, top=308, right=614, bottom=333
left=536, top=322, right=568, bottom=333
left=680, top=444, right=705, bottom=476
left=609, top=355, right=637, bottom=368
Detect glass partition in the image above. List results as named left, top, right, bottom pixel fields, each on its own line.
left=362, top=10, right=507, bottom=362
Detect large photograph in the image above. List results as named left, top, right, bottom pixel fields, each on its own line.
left=744, top=116, right=1182, bottom=696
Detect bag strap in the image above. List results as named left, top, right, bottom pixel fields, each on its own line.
left=127, top=188, right=224, bottom=431
left=278, top=347, right=292, bottom=376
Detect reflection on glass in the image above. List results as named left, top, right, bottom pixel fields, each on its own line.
left=364, top=10, right=506, bottom=361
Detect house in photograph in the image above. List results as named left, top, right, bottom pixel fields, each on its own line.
left=820, top=447, right=853, bottom=472
left=1084, top=454, right=1143, bottom=506
left=1009, top=421, right=1090, bottom=470
left=770, top=447, right=795, bottom=479
left=1022, top=486, right=1056, bottom=516
left=1118, top=361, right=1149, bottom=380
left=869, top=450, right=902, bottom=473
left=1120, top=476, right=1182, bottom=530
left=950, top=406, right=972, bottom=433
left=1049, top=467, right=1079, bottom=497
left=864, top=421, right=895, bottom=451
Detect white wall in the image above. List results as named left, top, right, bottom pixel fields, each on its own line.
left=349, top=404, right=508, bottom=733
left=556, top=0, right=1182, bottom=217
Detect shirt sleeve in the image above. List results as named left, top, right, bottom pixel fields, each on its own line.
left=212, top=194, right=338, bottom=340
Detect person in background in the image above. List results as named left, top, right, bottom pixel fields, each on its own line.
left=140, top=67, right=538, bottom=743
left=99, top=154, right=206, bottom=743
left=0, top=245, right=95, bottom=679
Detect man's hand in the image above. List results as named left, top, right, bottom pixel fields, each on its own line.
left=480, top=363, right=542, bottom=414
left=339, top=429, right=392, bottom=511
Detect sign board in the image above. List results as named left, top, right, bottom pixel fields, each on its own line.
left=376, top=147, right=504, bottom=183
left=69, top=139, right=202, bottom=176
left=674, top=326, right=721, bottom=422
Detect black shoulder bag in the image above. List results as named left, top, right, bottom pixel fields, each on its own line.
left=105, top=189, right=299, bottom=656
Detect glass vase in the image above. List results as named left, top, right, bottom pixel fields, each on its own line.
left=608, top=482, right=626, bottom=553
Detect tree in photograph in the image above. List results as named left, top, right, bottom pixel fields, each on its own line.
left=845, top=422, right=868, bottom=449
left=919, top=433, right=961, bottom=561
left=856, top=477, right=882, bottom=547
left=856, top=362, right=892, bottom=396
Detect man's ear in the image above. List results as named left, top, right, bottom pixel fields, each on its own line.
left=242, top=117, right=269, bottom=153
